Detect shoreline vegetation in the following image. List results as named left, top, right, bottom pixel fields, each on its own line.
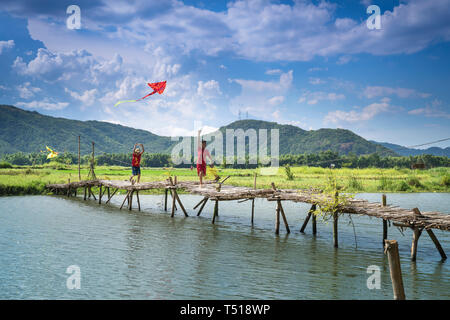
left=0, top=164, right=449, bottom=196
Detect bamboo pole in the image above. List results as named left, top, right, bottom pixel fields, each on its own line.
left=278, top=200, right=290, bottom=233
left=128, top=190, right=134, bottom=211
left=312, top=212, right=317, bottom=235
left=194, top=197, right=207, bottom=210
left=171, top=189, right=176, bottom=218
left=382, top=194, right=388, bottom=248
left=412, top=208, right=446, bottom=260
left=411, top=227, right=422, bottom=261
left=98, top=185, right=103, bottom=204
left=105, top=188, right=118, bottom=204
left=333, top=191, right=339, bottom=248
left=136, top=191, right=141, bottom=211
left=197, top=198, right=208, bottom=216
left=251, top=172, right=257, bottom=225
left=78, top=135, right=81, bottom=181
left=212, top=200, right=218, bottom=224
left=425, top=229, right=447, bottom=260
left=384, top=240, right=406, bottom=300
left=83, top=187, right=87, bottom=200
left=300, top=204, right=316, bottom=233
left=275, top=201, right=280, bottom=235
left=120, top=190, right=131, bottom=210
left=164, top=188, right=168, bottom=211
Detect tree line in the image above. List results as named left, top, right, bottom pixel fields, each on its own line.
left=1, top=151, right=449, bottom=169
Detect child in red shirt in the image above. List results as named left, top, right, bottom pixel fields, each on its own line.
left=130, top=143, right=144, bottom=183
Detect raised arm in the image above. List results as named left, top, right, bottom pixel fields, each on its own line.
left=139, top=143, right=144, bottom=154
left=133, top=143, right=138, bottom=152
left=197, top=129, right=202, bottom=149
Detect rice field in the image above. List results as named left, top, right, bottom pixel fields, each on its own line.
left=0, top=164, right=449, bottom=195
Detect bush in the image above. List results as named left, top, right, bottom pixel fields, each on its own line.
left=0, top=162, right=13, bottom=168
left=378, top=175, right=392, bottom=191
left=284, top=165, right=294, bottom=181
left=441, top=175, right=450, bottom=187
left=395, top=180, right=410, bottom=192
left=407, top=176, right=423, bottom=188
left=347, top=175, right=363, bottom=190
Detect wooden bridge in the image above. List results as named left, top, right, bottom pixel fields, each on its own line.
left=46, top=177, right=449, bottom=262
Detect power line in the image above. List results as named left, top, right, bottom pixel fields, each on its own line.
left=406, top=137, right=450, bottom=149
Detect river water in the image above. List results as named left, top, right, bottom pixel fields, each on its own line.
left=0, top=193, right=448, bottom=299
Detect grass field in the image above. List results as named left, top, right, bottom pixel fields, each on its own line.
left=0, top=164, right=449, bottom=195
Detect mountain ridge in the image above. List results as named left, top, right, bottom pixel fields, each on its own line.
left=0, top=104, right=399, bottom=157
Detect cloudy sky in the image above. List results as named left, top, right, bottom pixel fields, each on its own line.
left=0, top=0, right=449, bottom=147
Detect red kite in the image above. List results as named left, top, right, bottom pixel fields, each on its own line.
left=114, top=81, right=166, bottom=107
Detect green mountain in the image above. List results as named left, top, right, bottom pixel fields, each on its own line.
left=0, top=105, right=396, bottom=156
left=214, top=120, right=396, bottom=156
left=0, top=105, right=175, bottom=155
left=371, top=141, right=450, bottom=157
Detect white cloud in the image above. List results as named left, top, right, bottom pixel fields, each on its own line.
left=336, top=55, right=353, bottom=65
left=298, top=91, right=345, bottom=105
left=324, top=99, right=392, bottom=124
left=230, top=70, right=293, bottom=118
left=363, top=86, right=430, bottom=99
left=265, top=69, right=282, bottom=75
left=197, top=80, right=222, bottom=99
left=5, top=0, right=450, bottom=63
left=408, top=99, right=450, bottom=119
left=309, top=77, right=326, bottom=85
left=268, top=96, right=285, bottom=106
left=16, top=99, right=69, bottom=110
left=0, top=40, right=14, bottom=54
left=65, top=88, right=98, bottom=107
left=308, top=67, right=328, bottom=72
left=17, top=82, right=41, bottom=99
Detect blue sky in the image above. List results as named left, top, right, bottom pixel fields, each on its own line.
left=0, top=0, right=449, bottom=148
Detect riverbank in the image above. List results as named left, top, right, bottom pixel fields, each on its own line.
left=0, top=165, right=449, bottom=196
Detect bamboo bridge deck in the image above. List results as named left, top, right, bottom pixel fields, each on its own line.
left=46, top=177, right=449, bottom=261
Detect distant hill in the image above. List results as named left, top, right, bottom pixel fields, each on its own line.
left=0, top=105, right=175, bottom=155
left=0, top=105, right=396, bottom=156
left=215, top=120, right=396, bottom=156
left=371, top=141, right=450, bottom=157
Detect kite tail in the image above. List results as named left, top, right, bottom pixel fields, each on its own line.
left=114, top=100, right=137, bottom=107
